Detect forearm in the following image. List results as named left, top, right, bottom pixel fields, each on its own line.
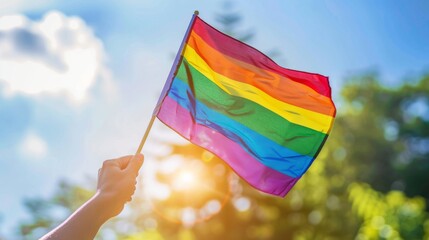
left=40, top=155, right=143, bottom=240
left=40, top=192, right=111, bottom=240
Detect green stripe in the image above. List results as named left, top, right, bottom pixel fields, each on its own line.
left=176, top=58, right=326, bottom=157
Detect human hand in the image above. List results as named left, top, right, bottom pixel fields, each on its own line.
left=95, top=154, right=144, bottom=220
left=39, top=155, right=144, bottom=240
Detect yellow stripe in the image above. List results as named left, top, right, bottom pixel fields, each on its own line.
left=183, top=45, right=334, bottom=133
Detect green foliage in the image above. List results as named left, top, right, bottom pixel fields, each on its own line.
left=120, top=230, right=164, bottom=240
left=349, top=182, right=428, bottom=240
left=11, top=4, right=429, bottom=240
left=215, top=1, right=254, bottom=43
left=15, top=73, right=428, bottom=240
left=17, top=180, right=95, bottom=239
left=340, top=74, right=429, bottom=202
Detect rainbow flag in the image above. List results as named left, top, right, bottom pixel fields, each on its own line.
left=155, top=14, right=336, bottom=197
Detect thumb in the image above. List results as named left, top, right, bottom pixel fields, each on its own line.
left=126, top=153, right=144, bottom=174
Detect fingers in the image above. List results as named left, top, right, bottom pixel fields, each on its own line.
left=102, top=159, right=116, bottom=168
left=126, top=154, right=144, bottom=174
left=102, top=155, right=134, bottom=170
left=117, top=155, right=133, bottom=170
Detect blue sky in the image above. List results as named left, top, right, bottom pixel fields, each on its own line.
left=0, top=0, right=428, bottom=237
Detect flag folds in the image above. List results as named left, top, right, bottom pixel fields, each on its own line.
left=156, top=15, right=336, bottom=197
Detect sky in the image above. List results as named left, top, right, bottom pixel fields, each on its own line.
left=0, top=0, right=428, bottom=237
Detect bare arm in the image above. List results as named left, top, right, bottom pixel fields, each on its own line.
left=40, top=154, right=144, bottom=240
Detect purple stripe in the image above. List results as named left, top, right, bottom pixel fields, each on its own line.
left=157, top=95, right=299, bottom=197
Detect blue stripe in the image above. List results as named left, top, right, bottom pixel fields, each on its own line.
left=167, top=78, right=314, bottom=178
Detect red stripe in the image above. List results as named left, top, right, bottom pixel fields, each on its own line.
left=192, top=17, right=332, bottom=98
left=157, top=95, right=300, bottom=197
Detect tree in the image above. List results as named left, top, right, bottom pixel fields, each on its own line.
left=14, top=2, right=429, bottom=239
left=339, top=74, right=429, bottom=203
left=137, top=72, right=429, bottom=239
left=215, top=1, right=254, bottom=43
left=17, top=180, right=94, bottom=239
left=349, top=182, right=428, bottom=240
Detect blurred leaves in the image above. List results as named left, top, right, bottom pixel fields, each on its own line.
left=18, top=180, right=95, bottom=239
left=340, top=73, right=429, bottom=201
left=12, top=3, right=429, bottom=240
left=215, top=1, right=254, bottom=43
left=17, top=72, right=429, bottom=239
left=349, top=183, right=427, bottom=240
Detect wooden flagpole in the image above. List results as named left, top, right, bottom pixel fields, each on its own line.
left=135, top=11, right=199, bottom=155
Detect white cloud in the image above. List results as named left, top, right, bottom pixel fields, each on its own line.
left=0, top=0, right=52, bottom=15
left=19, top=132, right=48, bottom=159
left=0, top=11, right=110, bottom=103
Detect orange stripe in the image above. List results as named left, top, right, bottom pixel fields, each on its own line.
left=187, top=31, right=335, bottom=116
left=192, top=17, right=332, bottom=98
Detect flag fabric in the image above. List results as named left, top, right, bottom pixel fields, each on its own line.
left=156, top=15, right=336, bottom=197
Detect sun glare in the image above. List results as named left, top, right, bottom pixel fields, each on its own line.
left=174, top=170, right=197, bottom=190
left=144, top=155, right=232, bottom=226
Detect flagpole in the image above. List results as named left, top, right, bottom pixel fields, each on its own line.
left=135, top=11, right=199, bottom=155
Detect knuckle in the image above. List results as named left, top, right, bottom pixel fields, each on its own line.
left=102, top=160, right=109, bottom=167
left=102, top=159, right=114, bottom=168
